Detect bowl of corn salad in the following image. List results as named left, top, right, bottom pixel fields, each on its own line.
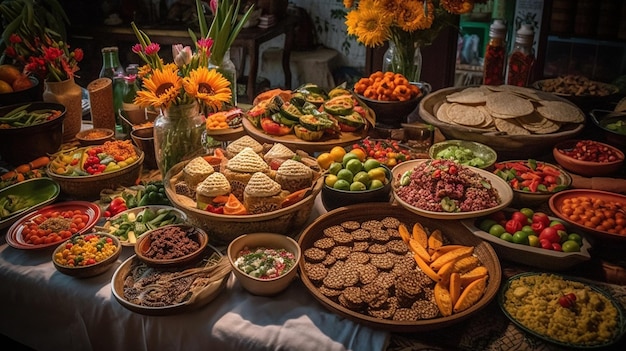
left=52, top=232, right=122, bottom=278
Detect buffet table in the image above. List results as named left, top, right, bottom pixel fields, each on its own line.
left=2, top=194, right=626, bottom=351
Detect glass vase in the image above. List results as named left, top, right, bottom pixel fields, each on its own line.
left=153, top=102, right=205, bottom=177
left=209, top=49, right=237, bottom=107
left=382, top=40, right=423, bottom=83
left=42, top=77, right=83, bottom=141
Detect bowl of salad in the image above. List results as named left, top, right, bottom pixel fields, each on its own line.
left=227, top=232, right=301, bottom=296
left=428, top=140, right=497, bottom=170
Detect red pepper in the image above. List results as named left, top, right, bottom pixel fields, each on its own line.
left=260, top=117, right=292, bottom=136
left=540, top=165, right=561, bottom=177
left=205, top=204, right=224, bottom=214
left=528, top=179, right=539, bottom=193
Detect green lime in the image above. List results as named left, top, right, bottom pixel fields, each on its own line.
left=500, top=232, right=514, bottom=242
left=336, top=169, right=354, bottom=183
left=363, top=158, right=381, bottom=172
left=345, top=158, right=364, bottom=175
left=512, top=231, right=530, bottom=245
left=324, top=174, right=338, bottom=188
left=350, top=181, right=367, bottom=191
left=369, top=179, right=384, bottom=190
left=520, top=207, right=534, bottom=218
left=488, top=224, right=506, bottom=237
left=567, top=233, right=583, bottom=246
left=353, top=171, right=371, bottom=187
left=521, top=225, right=535, bottom=236
left=561, top=240, right=581, bottom=252
left=342, top=152, right=360, bottom=167
left=333, top=179, right=351, bottom=191
left=479, top=219, right=498, bottom=232
left=328, top=162, right=343, bottom=175
left=367, top=167, right=388, bottom=183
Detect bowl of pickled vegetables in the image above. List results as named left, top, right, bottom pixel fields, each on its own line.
left=428, top=140, right=497, bottom=170
left=0, top=102, right=66, bottom=166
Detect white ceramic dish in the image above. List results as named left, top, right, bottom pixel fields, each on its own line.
left=461, top=211, right=592, bottom=271
left=391, top=159, right=513, bottom=220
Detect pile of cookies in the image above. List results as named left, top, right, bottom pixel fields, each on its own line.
left=435, top=85, right=585, bottom=136
left=302, top=217, right=442, bottom=321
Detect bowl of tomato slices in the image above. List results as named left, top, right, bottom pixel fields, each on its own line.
left=493, top=160, right=572, bottom=208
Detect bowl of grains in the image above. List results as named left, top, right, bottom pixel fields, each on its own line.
left=298, top=203, right=502, bottom=332
left=134, top=224, right=209, bottom=267
left=418, top=85, right=585, bottom=159
left=75, top=127, right=115, bottom=146
left=52, top=232, right=122, bottom=278
left=227, top=232, right=301, bottom=296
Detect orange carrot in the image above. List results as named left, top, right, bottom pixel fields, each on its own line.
left=1, top=170, right=16, bottom=180
left=280, top=189, right=308, bottom=208
left=212, top=195, right=230, bottom=204
left=15, top=173, right=25, bottom=182
left=15, top=164, right=31, bottom=173
left=28, top=156, right=50, bottom=169
left=223, top=194, right=247, bottom=215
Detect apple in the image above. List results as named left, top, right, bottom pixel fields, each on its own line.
left=540, top=238, right=553, bottom=250
left=531, top=221, right=546, bottom=235
left=511, top=211, right=530, bottom=225
left=505, top=219, right=523, bottom=234
left=550, top=221, right=566, bottom=232
left=532, top=212, right=551, bottom=228
left=539, top=226, right=561, bottom=243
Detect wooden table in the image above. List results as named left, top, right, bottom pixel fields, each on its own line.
left=73, top=17, right=296, bottom=103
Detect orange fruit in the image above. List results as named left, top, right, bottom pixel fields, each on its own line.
left=316, top=152, right=334, bottom=170
left=0, top=80, right=14, bottom=94
left=350, top=147, right=367, bottom=162
left=12, top=75, right=33, bottom=92
left=0, top=64, right=21, bottom=85
left=329, top=146, right=346, bottom=163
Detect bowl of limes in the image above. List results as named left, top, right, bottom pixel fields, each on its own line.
left=321, top=151, right=392, bottom=211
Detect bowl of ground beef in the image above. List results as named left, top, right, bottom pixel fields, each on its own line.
left=134, top=224, right=209, bottom=267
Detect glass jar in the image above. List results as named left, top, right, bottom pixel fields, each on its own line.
left=99, top=46, right=127, bottom=130
left=507, top=24, right=536, bottom=87
left=153, top=103, right=205, bottom=176
left=209, top=49, right=237, bottom=107
left=382, top=40, right=422, bottom=83
left=121, top=75, right=146, bottom=125
left=483, top=19, right=507, bottom=86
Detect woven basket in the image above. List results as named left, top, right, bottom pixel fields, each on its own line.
left=164, top=160, right=324, bottom=245
left=47, top=146, right=144, bottom=200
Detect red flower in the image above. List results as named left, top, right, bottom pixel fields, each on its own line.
left=145, top=43, right=160, bottom=55
left=73, top=48, right=84, bottom=62
left=4, top=47, right=16, bottom=58
left=132, top=44, right=143, bottom=54
left=9, top=34, right=22, bottom=44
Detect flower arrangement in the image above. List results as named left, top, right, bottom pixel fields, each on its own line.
left=4, top=32, right=83, bottom=82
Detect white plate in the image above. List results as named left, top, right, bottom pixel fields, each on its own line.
left=391, top=159, right=513, bottom=220
left=461, top=209, right=592, bottom=271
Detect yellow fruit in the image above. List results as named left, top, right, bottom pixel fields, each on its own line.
left=324, top=174, right=338, bottom=188
left=0, top=64, right=21, bottom=85
left=0, top=80, right=14, bottom=94
left=453, top=276, right=487, bottom=313
left=350, top=148, right=367, bottom=162
left=329, top=146, right=346, bottom=163
left=434, top=282, right=453, bottom=317
left=316, top=152, right=334, bottom=169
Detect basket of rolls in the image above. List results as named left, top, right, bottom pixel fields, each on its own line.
left=164, top=135, right=324, bottom=245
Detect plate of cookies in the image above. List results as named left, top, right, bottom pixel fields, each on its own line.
left=298, top=203, right=502, bottom=332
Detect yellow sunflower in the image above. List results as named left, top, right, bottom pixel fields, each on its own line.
left=397, top=0, right=435, bottom=32
left=441, top=0, right=474, bottom=15
left=347, top=6, right=393, bottom=47
left=134, top=66, right=182, bottom=109
left=183, top=67, right=232, bottom=113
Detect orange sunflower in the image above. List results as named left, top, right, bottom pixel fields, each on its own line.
left=183, top=67, right=232, bottom=113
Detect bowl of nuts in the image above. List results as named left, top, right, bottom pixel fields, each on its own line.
left=553, top=140, right=624, bottom=177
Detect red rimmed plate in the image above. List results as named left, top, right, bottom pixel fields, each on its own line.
left=6, top=201, right=101, bottom=250
left=549, top=189, right=626, bottom=242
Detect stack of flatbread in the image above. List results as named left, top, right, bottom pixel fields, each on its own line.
left=435, top=85, right=585, bottom=136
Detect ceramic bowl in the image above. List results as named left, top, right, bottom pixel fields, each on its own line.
left=553, top=140, right=624, bottom=177
left=0, top=101, right=66, bottom=166
left=227, top=232, right=301, bottom=296
left=0, top=76, right=41, bottom=107
left=321, top=165, right=392, bottom=211
left=356, top=82, right=430, bottom=128
left=428, top=139, right=497, bottom=170
left=75, top=128, right=115, bottom=146
left=492, top=160, right=572, bottom=208
left=52, top=232, right=122, bottom=278
left=590, top=110, right=626, bottom=147
left=134, top=224, right=208, bottom=267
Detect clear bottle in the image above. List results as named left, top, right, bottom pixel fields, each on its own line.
left=482, top=19, right=507, bottom=86
left=122, top=74, right=146, bottom=125
left=506, top=24, right=536, bottom=87
left=99, top=47, right=126, bottom=130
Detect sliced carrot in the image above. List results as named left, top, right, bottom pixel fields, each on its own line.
left=212, top=195, right=230, bottom=204
left=15, top=172, right=25, bottom=182
left=1, top=170, right=16, bottom=180
left=223, top=193, right=247, bottom=215
left=281, top=189, right=308, bottom=208
left=15, top=164, right=31, bottom=173
left=29, top=156, right=50, bottom=169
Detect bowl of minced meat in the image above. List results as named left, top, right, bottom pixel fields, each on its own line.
left=500, top=272, right=625, bottom=348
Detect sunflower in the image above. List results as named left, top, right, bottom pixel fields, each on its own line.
left=397, top=1, right=435, bottom=32
left=134, top=66, right=183, bottom=109
left=348, top=6, right=393, bottom=47
left=183, top=67, right=232, bottom=113
left=441, top=0, right=474, bottom=14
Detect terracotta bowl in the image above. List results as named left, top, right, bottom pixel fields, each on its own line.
left=553, top=140, right=624, bottom=177
left=52, top=232, right=121, bottom=278
left=76, top=128, right=115, bottom=146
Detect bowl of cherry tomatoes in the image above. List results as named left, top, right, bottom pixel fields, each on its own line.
left=553, top=140, right=624, bottom=177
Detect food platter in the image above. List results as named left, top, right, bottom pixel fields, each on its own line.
left=0, top=177, right=60, bottom=229
left=391, top=159, right=513, bottom=220
left=242, top=116, right=371, bottom=154
left=461, top=210, right=592, bottom=271
left=5, top=201, right=101, bottom=250
left=549, top=189, right=626, bottom=242
left=298, top=203, right=502, bottom=332
left=110, top=244, right=230, bottom=315
left=499, top=272, right=626, bottom=349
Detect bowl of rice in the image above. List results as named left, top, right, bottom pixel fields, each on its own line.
left=227, top=232, right=301, bottom=296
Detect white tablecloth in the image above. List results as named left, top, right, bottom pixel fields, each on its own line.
left=0, top=196, right=389, bottom=351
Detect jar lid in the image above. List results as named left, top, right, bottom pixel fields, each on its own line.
left=514, top=24, right=534, bottom=45
left=489, top=19, right=507, bottom=38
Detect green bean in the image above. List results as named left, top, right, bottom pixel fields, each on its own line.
left=0, top=103, right=31, bottom=118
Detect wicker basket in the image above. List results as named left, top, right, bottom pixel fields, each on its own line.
left=47, top=146, right=144, bottom=200
left=164, top=160, right=324, bottom=245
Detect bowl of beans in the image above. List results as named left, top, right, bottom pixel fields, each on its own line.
left=553, top=140, right=624, bottom=177
left=227, top=232, right=301, bottom=296
left=134, top=224, right=209, bottom=267
left=52, top=232, right=122, bottom=278
left=549, top=189, right=626, bottom=242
